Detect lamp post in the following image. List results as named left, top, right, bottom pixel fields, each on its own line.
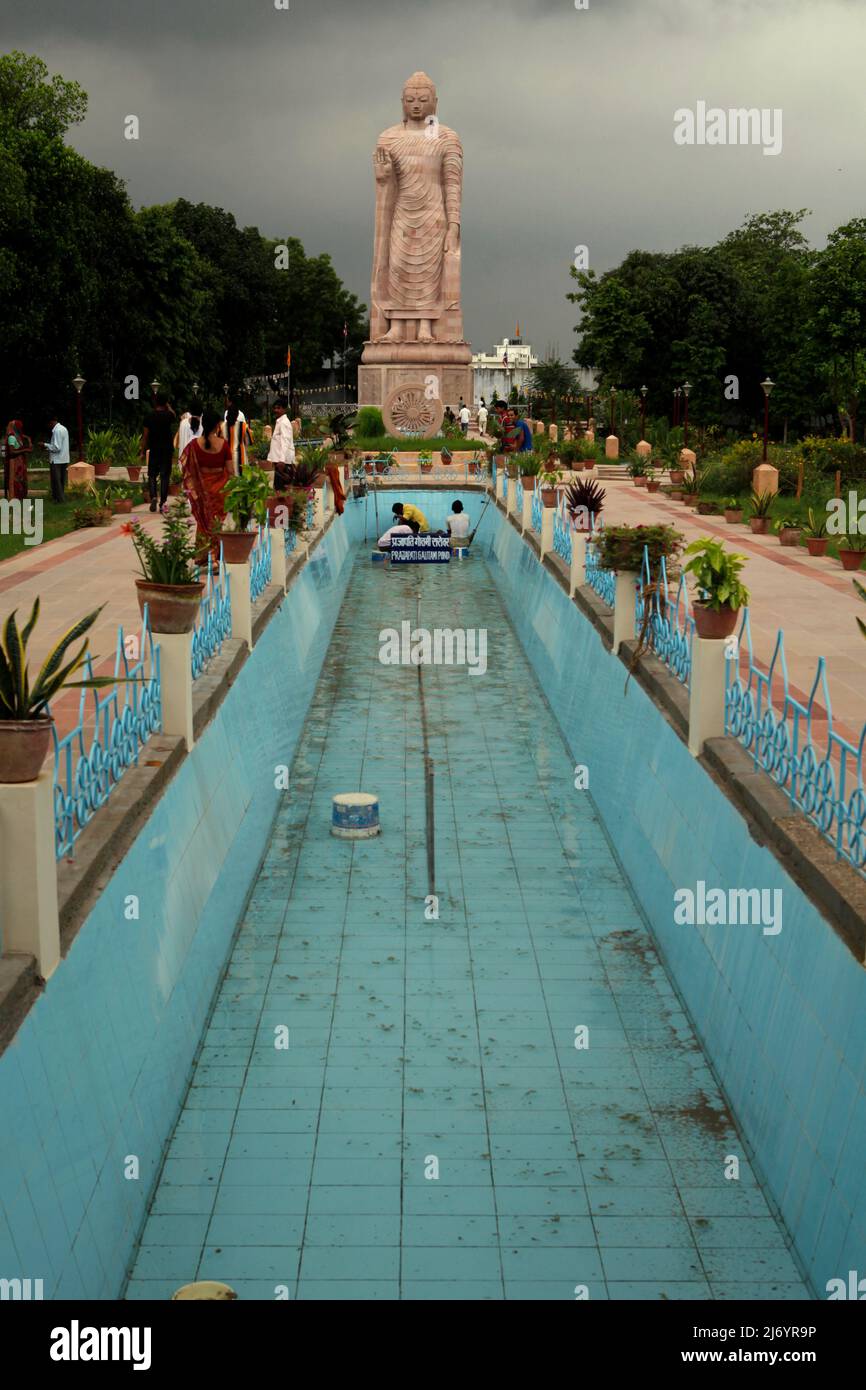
left=640, top=384, right=648, bottom=438
left=610, top=387, right=617, bottom=437
left=223, top=382, right=230, bottom=410
left=761, top=377, right=774, bottom=462
left=682, top=382, right=692, bottom=448
left=72, top=373, right=85, bottom=461
left=150, top=378, right=160, bottom=404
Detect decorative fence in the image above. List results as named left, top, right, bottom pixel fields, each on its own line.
left=250, top=525, right=272, bottom=601
left=726, top=614, right=866, bottom=872
left=636, top=550, right=695, bottom=688
left=191, top=553, right=232, bottom=681
left=285, top=523, right=298, bottom=556
left=305, top=497, right=315, bottom=531
left=553, top=498, right=573, bottom=565
left=52, top=614, right=162, bottom=859
left=515, top=476, right=524, bottom=516
left=584, top=524, right=616, bottom=607
left=530, top=486, right=543, bottom=536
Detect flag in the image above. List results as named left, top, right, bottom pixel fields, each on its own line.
left=516, top=322, right=521, bottom=338
left=286, top=347, right=291, bottom=367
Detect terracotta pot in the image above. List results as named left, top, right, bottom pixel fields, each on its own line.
left=217, top=530, right=258, bottom=564
left=683, top=494, right=699, bottom=507
left=135, top=578, right=205, bottom=634
left=468, top=462, right=480, bottom=475
left=696, top=503, right=717, bottom=516
left=646, top=480, right=661, bottom=493
left=519, top=474, right=536, bottom=488
left=0, top=717, right=53, bottom=784
left=93, top=461, right=111, bottom=477
left=126, top=466, right=142, bottom=482
left=805, top=537, right=828, bottom=557
left=669, top=470, right=685, bottom=485
left=168, top=483, right=181, bottom=496
left=541, top=488, right=557, bottom=507
left=420, top=464, right=432, bottom=473
left=838, top=548, right=865, bottom=571
left=111, top=499, right=134, bottom=514
left=364, top=462, right=374, bottom=475
left=693, top=602, right=740, bottom=640
left=266, top=495, right=294, bottom=525
left=724, top=509, right=743, bottom=524
left=750, top=517, right=770, bottom=534
left=670, top=488, right=684, bottom=501
left=778, top=528, right=802, bottom=548
left=633, top=476, right=647, bottom=487
left=583, top=461, right=595, bottom=471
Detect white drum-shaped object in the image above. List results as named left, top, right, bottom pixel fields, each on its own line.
left=332, top=792, right=380, bottom=838
left=452, top=546, right=470, bottom=559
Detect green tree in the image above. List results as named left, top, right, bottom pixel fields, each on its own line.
left=809, top=218, right=866, bottom=441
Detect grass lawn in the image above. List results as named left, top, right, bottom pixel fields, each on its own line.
left=0, top=480, right=147, bottom=564
left=349, top=436, right=485, bottom=453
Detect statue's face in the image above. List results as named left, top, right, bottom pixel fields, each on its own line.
left=402, top=86, right=436, bottom=122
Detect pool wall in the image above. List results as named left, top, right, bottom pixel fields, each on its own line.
left=482, top=503, right=865, bottom=1298
left=0, top=512, right=364, bottom=1299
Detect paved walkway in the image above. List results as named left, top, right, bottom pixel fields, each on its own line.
left=125, top=545, right=810, bottom=1300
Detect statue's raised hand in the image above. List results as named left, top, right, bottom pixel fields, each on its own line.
left=374, top=146, right=393, bottom=182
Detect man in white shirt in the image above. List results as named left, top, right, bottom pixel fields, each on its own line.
left=446, top=500, right=471, bottom=540
left=459, top=402, right=470, bottom=435
left=267, top=397, right=297, bottom=487
left=44, top=413, right=70, bottom=502
left=378, top=519, right=419, bottom=550
left=477, top=403, right=488, bottom=435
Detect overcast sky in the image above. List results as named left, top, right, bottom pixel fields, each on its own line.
left=4, top=0, right=866, bottom=366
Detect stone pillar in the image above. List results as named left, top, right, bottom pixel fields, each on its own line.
left=313, top=485, right=325, bottom=529
left=549, top=424, right=559, bottom=445
left=540, top=505, right=555, bottom=559
left=67, top=462, right=95, bottom=486
left=605, top=434, right=620, bottom=460
left=0, top=773, right=60, bottom=978
left=506, top=477, right=518, bottom=516
left=636, top=440, right=652, bottom=459
left=159, top=631, right=195, bottom=751
left=270, top=526, right=288, bottom=592
left=521, top=486, right=533, bottom=534
left=570, top=532, right=587, bottom=596
left=688, top=636, right=729, bottom=756
left=752, top=463, right=779, bottom=497
left=227, top=562, right=253, bottom=650
left=612, top=570, right=637, bottom=654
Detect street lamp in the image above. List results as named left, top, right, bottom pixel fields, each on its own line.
left=150, top=379, right=160, bottom=404
left=72, top=373, right=86, bottom=462
left=682, top=382, right=692, bottom=449
left=640, top=384, right=648, bottom=439
left=761, top=377, right=774, bottom=462
left=610, top=387, right=617, bottom=437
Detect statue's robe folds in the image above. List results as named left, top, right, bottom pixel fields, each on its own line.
left=372, top=123, right=462, bottom=336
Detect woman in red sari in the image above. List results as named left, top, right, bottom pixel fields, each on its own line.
left=180, top=409, right=231, bottom=557
left=3, top=419, right=33, bottom=500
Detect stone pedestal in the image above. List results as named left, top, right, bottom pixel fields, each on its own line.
left=752, top=463, right=779, bottom=497
left=636, top=440, right=651, bottom=459
left=159, top=631, right=195, bottom=751
left=0, top=773, right=60, bottom=979
left=549, top=424, right=559, bottom=445
left=605, top=434, right=620, bottom=460
left=358, top=342, right=473, bottom=420
left=68, top=462, right=95, bottom=486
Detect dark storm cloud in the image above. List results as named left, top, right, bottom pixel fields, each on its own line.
left=4, top=0, right=865, bottom=364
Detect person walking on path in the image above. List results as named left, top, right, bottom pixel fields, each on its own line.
left=141, top=394, right=176, bottom=513
left=267, top=396, right=296, bottom=488
left=477, top=403, right=488, bottom=436
left=3, top=418, right=33, bottom=500
left=224, top=402, right=252, bottom=475
left=175, top=401, right=203, bottom=461
left=180, top=408, right=232, bottom=556
left=459, top=402, right=471, bottom=435
left=44, top=413, right=70, bottom=502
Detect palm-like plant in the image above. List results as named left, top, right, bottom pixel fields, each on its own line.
left=0, top=600, right=113, bottom=721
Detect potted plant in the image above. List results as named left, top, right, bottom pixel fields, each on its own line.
left=518, top=453, right=542, bottom=488
left=748, top=489, right=775, bottom=534
left=168, top=463, right=183, bottom=497
left=266, top=486, right=310, bottom=535
left=597, top=523, right=684, bottom=575
left=628, top=458, right=648, bottom=488
left=683, top=537, right=750, bottom=639
left=539, top=465, right=563, bottom=506
left=363, top=454, right=374, bottom=477
left=418, top=450, right=433, bottom=474
left=215, top=463, right=272, bottom=563
left=126, top=502, right=205, bottom=632
left=774, top=517, right=803, bottom=548
left=104, top=483, right=136, bottom=515
left=696, top=500, right=721, bottom=516
left=115, top=433, right=142, bottom=482
left=723, top=497, right=743, bottom=524
left=802, top=508, right=829, bottom=556
left=0, top=599, right=116, bottom=782
left=646, top=466, right=661, bottom=494
left=86, top=427, right=117, bottom=478
left=73, top=503, right=113, bottom=528
left=296, top=444, right=332, bottom=486
left=564, top=478, right=605, bottom=532
left=838, top=532, right=866, bottom=571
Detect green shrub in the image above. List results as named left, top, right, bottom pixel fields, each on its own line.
left=354, top=406, right=385, bottom=439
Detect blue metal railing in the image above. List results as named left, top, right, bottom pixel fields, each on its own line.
left=530, top=485, right=543, bottom=536
left=250, top=525, right=272, bottom=601
left=305, top=496, right=315, bottom=531
left=584, top=521, right=615, bottom=607
left=52, top=614, right=162, bottom=859
left=636, top=549, right=695, bottom=688
left=726, top=614, right=866, bottom=872
left=285, top=522, right=297, bottom=555
left=553, top=497, right=573, bottom=564
left=191, top=552, right=232, bottom=681
left=516, top=476, right=524, bottom=517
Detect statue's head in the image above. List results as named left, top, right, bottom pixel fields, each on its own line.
left=402, top=72, right=437, bottom=123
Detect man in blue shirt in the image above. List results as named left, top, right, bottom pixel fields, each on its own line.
left=44, top=413, right=70, bottom=502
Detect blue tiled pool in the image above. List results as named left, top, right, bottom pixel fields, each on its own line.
left=126, top=526, right=811, bottom=1300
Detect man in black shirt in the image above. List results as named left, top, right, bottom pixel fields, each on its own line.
left=141, top=394, right=176, bottom=512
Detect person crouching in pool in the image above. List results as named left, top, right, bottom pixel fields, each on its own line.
left=446, top=499, right=471, bottom=545
left=392, top=501, right=429, bottom=533
left=378, top=517, right=421, bottom=550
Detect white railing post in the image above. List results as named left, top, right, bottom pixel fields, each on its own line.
left=506, top=476, right=517, bottom=516
left=612, top=571, right=637, bottom=654
left=688, top=637, right=728, bottom=756
left=0, top=773, right=61, bottom=978
left=160, top=632, right=195, bottom=750
left=270, top=527, right=288, bottom=592
left=570, top=532, right=587, bottom=595
left=227, top=562, right=253, bottom=649
left=313, top=485, right=325, bottom=530
left=521, top=486, right=533, bottom=534
left=540, top=504, right=554, bottom=559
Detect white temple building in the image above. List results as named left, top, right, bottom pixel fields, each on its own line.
left=472, top=336, right=537, bottom=404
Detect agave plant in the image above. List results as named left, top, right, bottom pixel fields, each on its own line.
left=0, top=600, right=114, bottom=721
left=564, top=477, right=606, bottom=527
left=85, top=428, right=118, bottom=465
left=749, top=488, right=776, bottom=519
left=288, top=445, right=332, bottom=490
